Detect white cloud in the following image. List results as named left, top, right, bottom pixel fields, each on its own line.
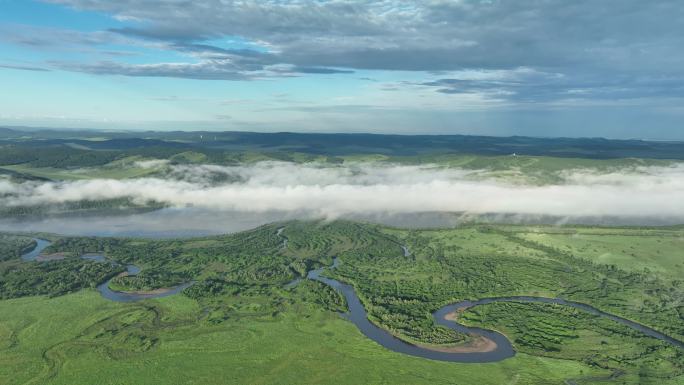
left=2, top=162, right=683, bottom=219
left=134, top=159, right=170, bottom=169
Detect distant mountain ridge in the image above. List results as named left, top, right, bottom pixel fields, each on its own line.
left=2, top=127, right=684, bottom=159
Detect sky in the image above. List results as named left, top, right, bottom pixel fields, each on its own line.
left=1, top=0, right=683, bottom=139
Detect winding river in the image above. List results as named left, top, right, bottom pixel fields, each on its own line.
left=21, top=239, right=192, bottom=302
left=21, top=236, right=684, bottom=362
left=20, top=238, right=52, bottom=261
left=307, top=257, right=684, bottom=363
left=96, top=264, right=194, bottom=303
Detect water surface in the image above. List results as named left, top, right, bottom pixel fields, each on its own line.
left=308, top=259, right=684, bottom=363
left=20, top=238, right=51, bottom=261
left=3, top=209, right=683, bottom=239
left=21, top=239, right=192, bottom=302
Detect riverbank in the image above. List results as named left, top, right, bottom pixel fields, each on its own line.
left=20, top=239, right=193, bottom=302
left=305, top=255, right=683, bottom=362
left=416, top=336, right=498, bottom=353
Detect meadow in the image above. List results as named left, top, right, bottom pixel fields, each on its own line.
left=0, top=287, right=605, bottom=385
left=0, top=221, right=682, bottom=384
left=512, top=227, right=684, bottom=278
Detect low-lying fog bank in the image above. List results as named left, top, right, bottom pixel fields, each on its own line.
left=0, top=209, right=682, bottom=239
left=1, top=161, right=683, bottom=236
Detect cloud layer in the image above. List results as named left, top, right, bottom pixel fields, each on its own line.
left=1, top=1, right=681, bottom=103
left=43, top=1, right=684, bottom=71
left=2, top=1, right=684, bottom=137
left=2, top=162, right=683, bottom=219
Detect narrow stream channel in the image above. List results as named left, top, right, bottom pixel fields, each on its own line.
left=96, top=265, right=194, bottom=303
left=22, top=239, right=192, bottom=302
left=20, top=238, right=52, bottom=261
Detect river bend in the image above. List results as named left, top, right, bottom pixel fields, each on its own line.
left=307, top=258, right=683, bottom=363
left=21, top=239, right=192, bottom=302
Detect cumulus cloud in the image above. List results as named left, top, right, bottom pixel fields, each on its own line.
left=2, top=162, right=683, bottom=219
left=55, top=59, right=352, bottom=80
left=43, top=1, right=684, bottom=71
left=0, top=1, right=672, bottom=105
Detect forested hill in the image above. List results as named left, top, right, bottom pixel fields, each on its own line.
left=2, top=127, right=684, bottom=159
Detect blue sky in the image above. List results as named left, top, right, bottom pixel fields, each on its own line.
left=1, top=0, right=684, bottom=139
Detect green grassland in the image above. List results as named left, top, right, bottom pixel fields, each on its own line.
left=0, top=221, right=682, bottom=384
left=372, top=154, right=675, bottom=185
left=460, top=302, right=683, bottom=384
left=0, top=289, right=605, bottom=385
left=376, top=225, right=684, bottom=341
left=0, top=155, right=165, bottom=181
left=1, top=141, right=678, bottom=186
left=509, top=227, right=684, bottom=278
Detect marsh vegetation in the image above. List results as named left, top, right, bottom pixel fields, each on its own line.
left=1, top=220, right=682, bottom=384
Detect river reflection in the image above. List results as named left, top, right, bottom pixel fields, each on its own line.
left=3, top=208, right=682, bottom=239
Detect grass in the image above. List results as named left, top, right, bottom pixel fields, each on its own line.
left=1, top=221, right=683, bottom=384
left=0, top=156, right=162, bottom=181
left=169, top=151, right=208, bottom=164
left=512, top=227, right=684, bottom=278
left=3, top=150, right=679, bottom=185
left=0, top=291, right=605, bottom=385
left=379, top=154, right=676, bottom=184
left=460, top=301, right=684, bottom=383
left=382, top=227, right=550, bottom=261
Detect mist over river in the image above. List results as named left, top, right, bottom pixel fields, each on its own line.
left=0, top=208, right=682, bottom=238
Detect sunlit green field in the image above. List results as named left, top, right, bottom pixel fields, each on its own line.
left=514, top=227, right=684, bottom=278
left=2, top=149, right=676, bottom=185
left=1, top=221, right=683, bottom=384
left=1, top=156, right=163, bottom=181
left=0, top=291, right=603, bottom=385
